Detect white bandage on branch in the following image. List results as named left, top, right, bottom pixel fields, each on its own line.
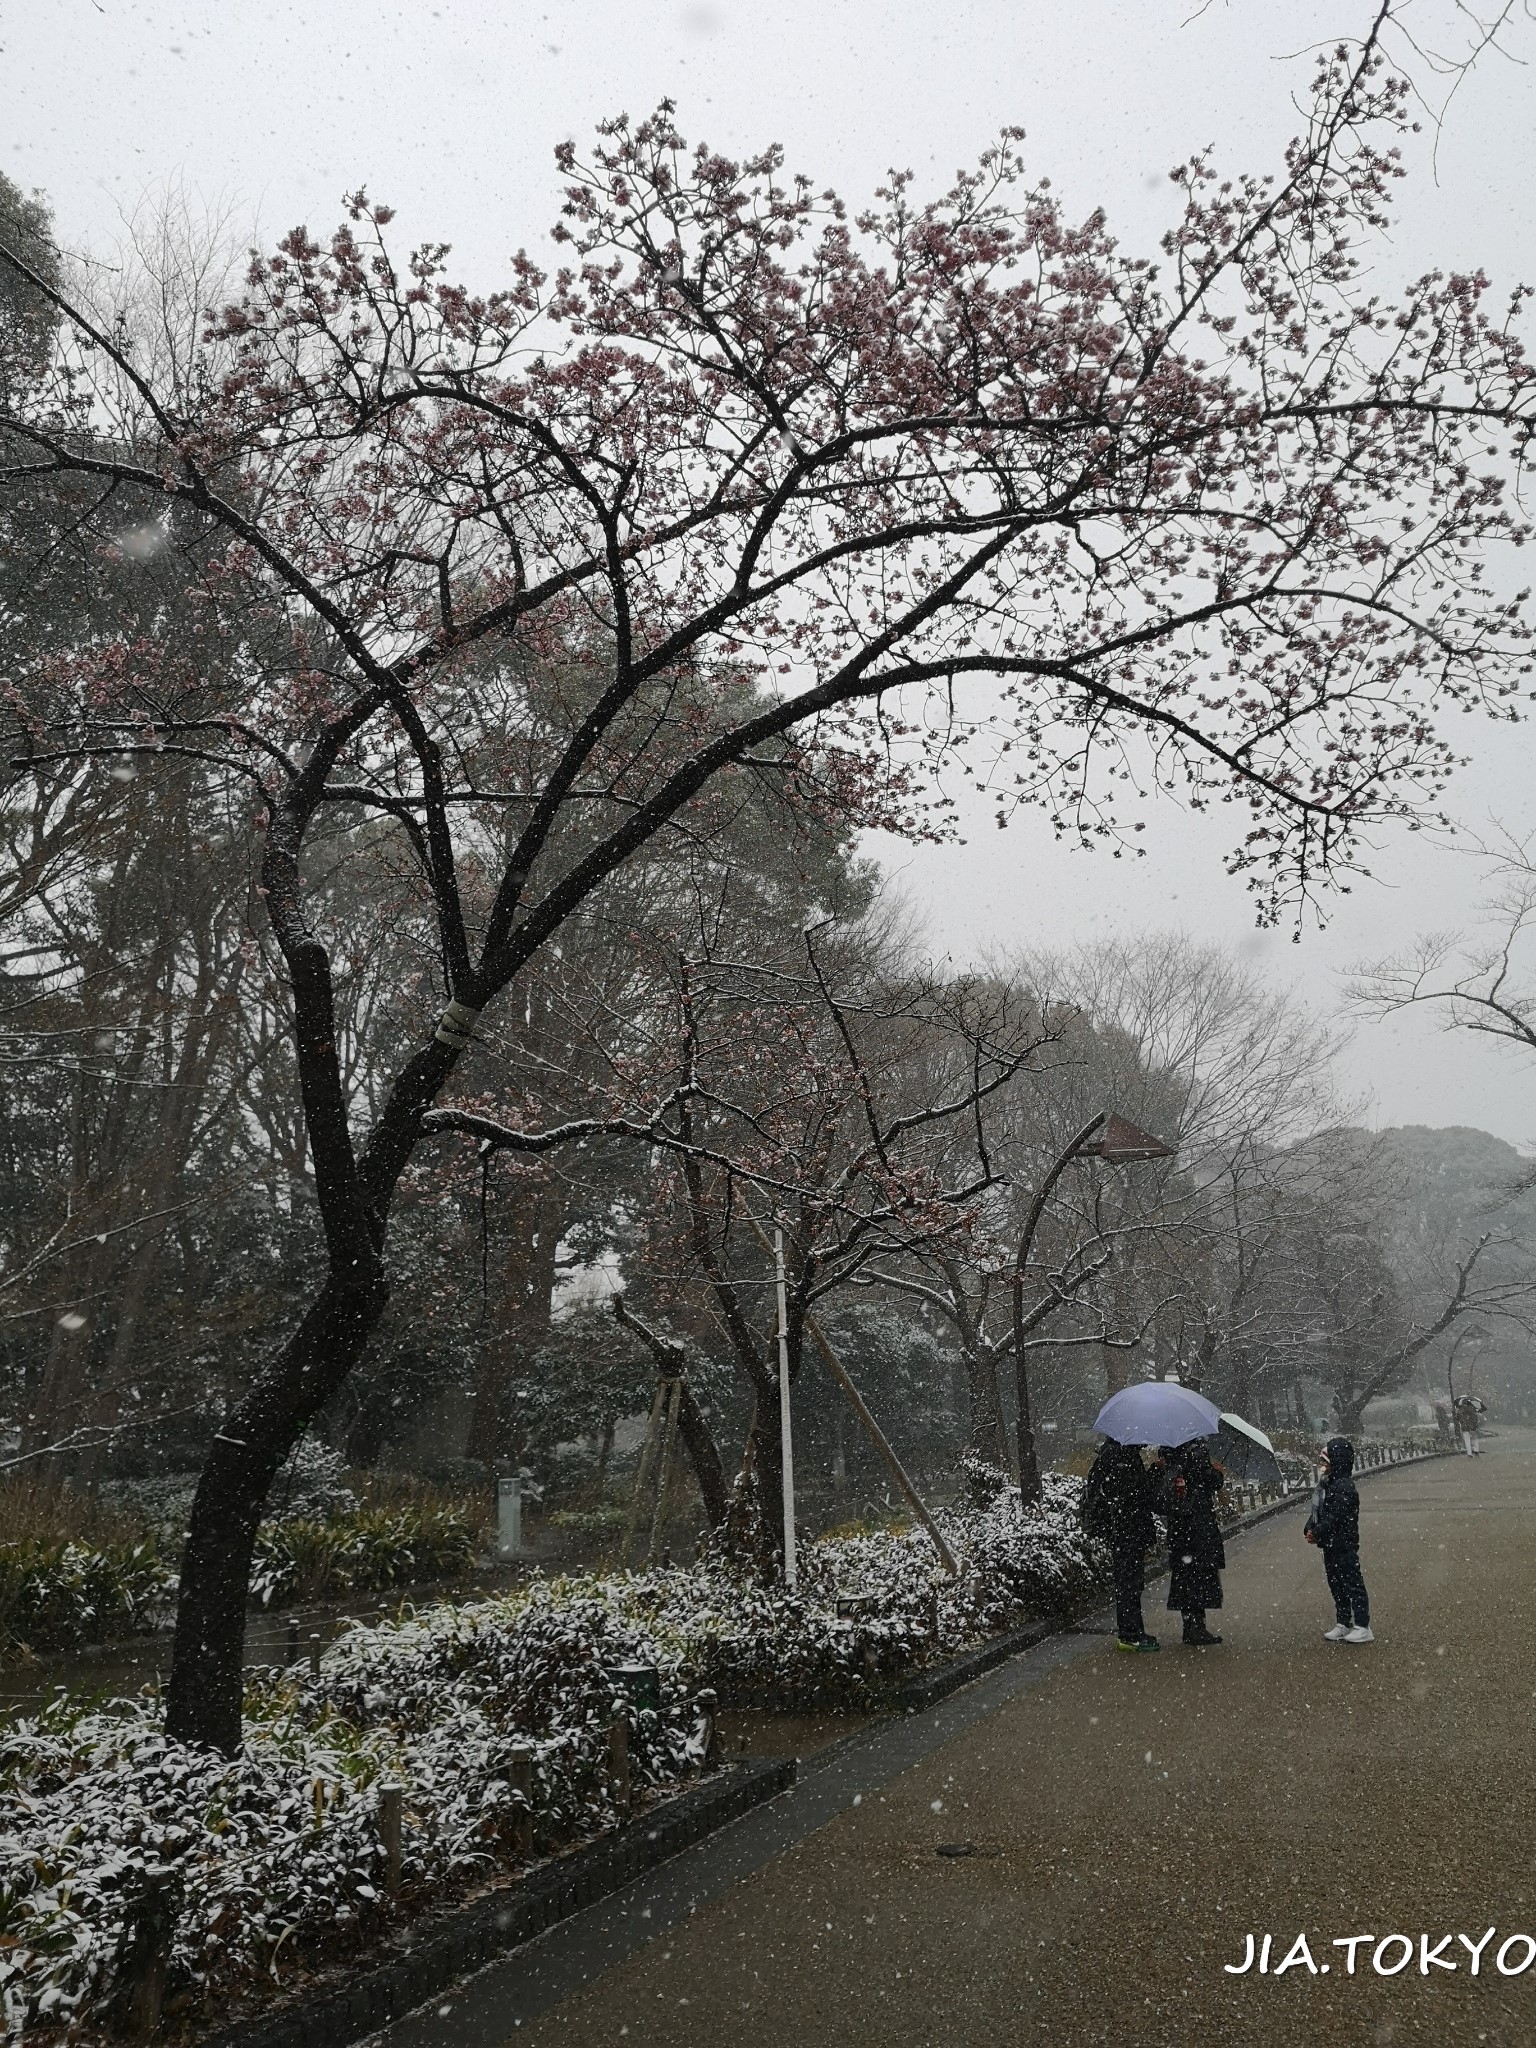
left=434, top=999, right=481, bottom=1050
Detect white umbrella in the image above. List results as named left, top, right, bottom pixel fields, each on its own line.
left=1093, top=1382, right=1222, bottom=1447
left=1214, top=1411, right=1282, bottom=1482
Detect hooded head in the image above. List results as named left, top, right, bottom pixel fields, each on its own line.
left=1322, top=1435, right=1355, bottom=1478
left=1100, top=1438, right=1144, bottom=1470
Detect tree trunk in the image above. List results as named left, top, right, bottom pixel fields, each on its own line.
left=468, top=1179, right=563, bottom=1461
left=1103, top=1342, right=1132, bottom=1397
left=673, top=1375, right=730, bottom=1530
left=165, top=1266, right=387, bottom=1753
left=962, top=1347, right=1011, bottom=1487
left=1015, top=1341, right=1042, bottom=1506
left=727, top=1385, right=784, bottom=1573
left=608, top=1295, right=730, bottom=1530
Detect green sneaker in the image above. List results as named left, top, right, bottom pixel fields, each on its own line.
left=1116, top=1634, right=1161, bottom=1653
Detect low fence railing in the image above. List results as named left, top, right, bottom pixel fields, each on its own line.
left=1218, top=1435, right=1446, bottom=1521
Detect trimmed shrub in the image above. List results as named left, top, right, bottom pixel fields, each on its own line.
left=0, top=1472, right=1108, bottom=2034
left=0, top=1588, right=697, bottom=2036
left=605, top=1472, right=1108, bottom=1708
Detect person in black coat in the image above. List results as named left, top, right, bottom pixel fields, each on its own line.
left=1305, top=1435, right=1373, bottom=1642
left=1083, top=1438, right=1163, bottom=1653
left=1161, top=1439, right=1226, bottom=1646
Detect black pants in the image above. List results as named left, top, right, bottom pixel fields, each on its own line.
left=1323, top=1545, right=1370, bottom=1628
left=1113, top=1543, right=1147, bottom=1642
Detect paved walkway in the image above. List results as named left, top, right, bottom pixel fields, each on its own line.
left=405, top=1433, right=1536, bottom=2048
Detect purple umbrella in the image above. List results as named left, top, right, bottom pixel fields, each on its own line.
left=1093, top=1381, right=1222, bottom=1447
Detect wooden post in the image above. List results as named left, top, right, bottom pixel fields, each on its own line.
left=377, top=1782, right=404, bottom=1899
left=621, top=1380, right=667, bottom=1567
left=112, top=1871, right=176, bottom=2040
left=646, top=1379, right=683, bottom=1565
left=804, top=1312, right=960, bottom=1576
left=308, top=1634, right=322, bottom=1680
left=508, top=1742, right=535, bottom=1856
left=607, top=1710, right=631, bottom=1814
left=692, top=1688, right=719, bottom=1770
left=285, top=1619, right=299, bottom=1666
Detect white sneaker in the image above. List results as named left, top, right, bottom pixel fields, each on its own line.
left=1323, top=1623, right=1350, bottom=1641
left=1344, top=1625, right=1375, bottom=1644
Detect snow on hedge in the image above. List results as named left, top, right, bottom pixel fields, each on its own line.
left=604, top=1472, right=1107, bottom=1707
left=0, top=1502, right=480, bottom=1664
left=0, top=1590, right=696, bottom=2037
left=0, top=1477, right=1105, bottom=2038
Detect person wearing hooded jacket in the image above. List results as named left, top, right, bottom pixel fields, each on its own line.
left=1304, top=1435, right=1373, bottom=1643
left=1082, top=1438, right=1163, bottom=1652
left=1161, top=1439, right=1226, bottom=1645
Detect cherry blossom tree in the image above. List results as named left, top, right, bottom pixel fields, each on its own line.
left=3, top=15, right=1534, bottom=1749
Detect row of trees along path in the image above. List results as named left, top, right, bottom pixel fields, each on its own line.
left=2, top=16, right=1534, bottom=1749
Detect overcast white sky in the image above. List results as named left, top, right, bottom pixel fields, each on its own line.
left=6, top=0, right=1536, bottom=1139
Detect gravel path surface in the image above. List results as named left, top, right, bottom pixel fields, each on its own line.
left=498, top=1431, right=1536, bottom=2048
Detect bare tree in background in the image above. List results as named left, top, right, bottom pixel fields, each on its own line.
left=1351, top=826, right=1536, bottom=1081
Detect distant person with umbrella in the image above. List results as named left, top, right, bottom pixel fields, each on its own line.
left=1082, top=1438, right=1163, bottom=1653
left=1454, top=1394, right=1485, bottom=1456
left=1160, top=1439, right=1227, bottom=1645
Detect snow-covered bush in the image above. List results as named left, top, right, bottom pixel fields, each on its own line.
left=0, top=1588, right=696, bottom=2037
left=0, top=1541, right=175, bottom=1659
left=262, top=1439, right=359, bottom=1523
left=249, top=1504, right=478, bottom=1608
left=0, top=1473, right=1105, bottom=2036
left=96, top=1473, right=200, bottom=1544
left=605, top=1472, right=1107, bottom=1709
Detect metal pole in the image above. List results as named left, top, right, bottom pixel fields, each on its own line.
left=775, top=1225, right=798, bottom=1592
left=744, top=1212, right=956, bottom=1575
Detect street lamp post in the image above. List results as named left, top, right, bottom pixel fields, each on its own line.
left=1012, top=1111, right=1176, bottom=1502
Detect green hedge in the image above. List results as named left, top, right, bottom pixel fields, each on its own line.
left=249, top=1504, right=479, bottom=1608
left=0, top=1505, right=480, bottom=1657
left=0, top=1539, right=175, bottom=1656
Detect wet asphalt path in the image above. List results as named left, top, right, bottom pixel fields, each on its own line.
left=409, top=1434, right=1536, bottom=2048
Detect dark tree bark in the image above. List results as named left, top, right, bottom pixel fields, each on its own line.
left=165, top=1268, right=386, bottom=1754
left=610, top=1295, right=730, bottom=1528
left=469, top=1177, right=564, bottom=1461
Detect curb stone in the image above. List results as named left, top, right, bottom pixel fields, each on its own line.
left=885, top=1616, right=1057, bottom=1712
left=196, top=1760, right=794, bottom=2048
